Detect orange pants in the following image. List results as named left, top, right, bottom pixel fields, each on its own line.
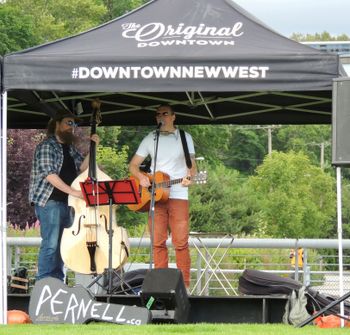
left=149, top=199, right=190, bottom=287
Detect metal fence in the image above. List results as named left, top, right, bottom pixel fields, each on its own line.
left=6, top=236, right=350, bottom=297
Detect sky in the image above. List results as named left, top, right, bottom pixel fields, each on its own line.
left=234, top=0, right=350, bottom=37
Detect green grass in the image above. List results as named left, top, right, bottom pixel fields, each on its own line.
left=0, top=323, right=349, bottom=335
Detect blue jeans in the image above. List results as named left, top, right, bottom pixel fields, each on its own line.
left=35, top=200, right=72, bottom=281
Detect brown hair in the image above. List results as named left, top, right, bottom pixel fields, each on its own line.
left=47, top=110, right=82, bottom=137
left=46, top=119, right=57, bottom=136
left=157, top=104, right=175, bottom=115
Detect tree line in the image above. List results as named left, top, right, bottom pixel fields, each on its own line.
left=9, top=124, right=350, bottom=240
left=1, top=0, right=349, bottom=56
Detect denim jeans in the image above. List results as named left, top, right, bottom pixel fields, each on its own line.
left=35, top=200, right=72, bottom=281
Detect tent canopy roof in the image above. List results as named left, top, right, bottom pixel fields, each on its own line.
left=3, top=0, right=342, bottom=128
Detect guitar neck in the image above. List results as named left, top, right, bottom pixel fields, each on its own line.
left=155, top=177, right=184, bottom=189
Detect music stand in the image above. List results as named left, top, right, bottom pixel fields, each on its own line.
left=81, top=179, right=140, bottom=207
left=81, top=178, right=141, bottom=295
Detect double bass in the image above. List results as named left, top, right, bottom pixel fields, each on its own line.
left=60, top=100, right=129, bottom=274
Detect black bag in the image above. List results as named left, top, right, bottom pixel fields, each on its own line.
left=8, top=267, right=29, bottom=294
left=102, top=268, right=148, bottom=295
left=238, top=269, right=302, bottom=295
left=238, top=269, right=350, bottom=315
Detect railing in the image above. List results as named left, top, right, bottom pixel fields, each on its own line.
left=6, top=237, right=350, bottom=297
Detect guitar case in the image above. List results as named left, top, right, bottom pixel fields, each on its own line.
left=238, top=269, right=350, bottom=315
left=239, top=269, right=302, bottom=295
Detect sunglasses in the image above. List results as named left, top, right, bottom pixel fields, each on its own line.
left=64, top=120, right=78, bottom=127
left=155, top=111, right=171, bottom=117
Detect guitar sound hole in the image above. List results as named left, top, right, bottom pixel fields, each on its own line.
left=147, top=186, right=156, bottom=195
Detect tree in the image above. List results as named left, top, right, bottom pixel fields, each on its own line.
left=7, top=129, right=45, bottom=228
left=118, top=126, right=153, bottom=160
left=102, top=0, right=148, bottom=21
left=224, top=127, right=267, bottom=174
left=0, top=5, right=40, bottom=55
left=290, top=31, right=350, bottom=42
left=248, top=151, right=336, bottom=238
left=4, top=0, right=106, bottom=46
left=274, top=125, right=332, bottom=171
left=184, top=125, right=232, bottom=166
left=190, top=164, right=258, bottom=234
left=336, top=179, right=350, bottom=239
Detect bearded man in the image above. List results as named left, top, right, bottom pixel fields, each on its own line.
left=29, top=110, right=99, bottom=281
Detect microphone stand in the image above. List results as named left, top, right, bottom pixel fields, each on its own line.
left=148, top=122, right=162, bottom=270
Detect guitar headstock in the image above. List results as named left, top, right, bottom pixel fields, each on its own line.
left=193, top=171, right=207, bottom=184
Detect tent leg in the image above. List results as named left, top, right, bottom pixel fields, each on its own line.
left=336, top=166, right=345, bottom=326
left=297, top=167, right=345, bottom=328
left=0, top=90, right=8, bottom=324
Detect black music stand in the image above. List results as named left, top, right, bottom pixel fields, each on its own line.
left=81, top=178, right=141, bottom=295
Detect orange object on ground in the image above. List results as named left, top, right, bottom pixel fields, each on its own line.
left=314, top=314, right=350, bottom=328
left=7, top=310, right=32, bottom=324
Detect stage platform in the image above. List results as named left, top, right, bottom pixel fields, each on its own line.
left=8, top=293, right=288, bottom=323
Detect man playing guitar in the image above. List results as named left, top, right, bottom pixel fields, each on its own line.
left=129, top=104, right=196, bottom=289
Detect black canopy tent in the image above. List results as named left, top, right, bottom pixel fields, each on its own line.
left=2, top=0, right=343, bottom=129
left=0, top=0, right=347, bottom=324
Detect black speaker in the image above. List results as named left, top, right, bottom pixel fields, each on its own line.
left=332, top=78, right=350, bottom=166
left=141, top=268, right=190, bottom=323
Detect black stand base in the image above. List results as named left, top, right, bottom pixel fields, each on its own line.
left=87, top=268, right=134, bottom=295
left=297, top=290, right=350, bottom=327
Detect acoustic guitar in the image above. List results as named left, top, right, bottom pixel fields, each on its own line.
left=127, top=171, right=207, bottom=212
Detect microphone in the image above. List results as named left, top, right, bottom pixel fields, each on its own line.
left=156, top=121, right=163, bottom=129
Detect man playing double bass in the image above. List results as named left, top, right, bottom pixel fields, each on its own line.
left=29, top=110, right=99, bottom=281
left=129, top=105, right=196, bottom=289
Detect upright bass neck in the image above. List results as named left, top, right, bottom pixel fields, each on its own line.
left=88, top=99, right=101, bottom=180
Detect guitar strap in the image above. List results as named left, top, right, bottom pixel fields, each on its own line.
left=179, top=129, right=192, bottom=169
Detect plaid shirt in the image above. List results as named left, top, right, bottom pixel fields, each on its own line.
left=29, top=136, right=84, bottom=206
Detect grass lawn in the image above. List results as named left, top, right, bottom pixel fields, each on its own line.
left=0, top=323, right=349, bottom=335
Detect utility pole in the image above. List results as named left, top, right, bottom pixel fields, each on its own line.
left=320, top=142, right=325, bottom=170
left=268, top=126, right=272, bottom=156
left=307, top=141, right=329, bottom=169
left=236, top=124, right=280, bottom=156
left=267, top=125, right=280, bottom=155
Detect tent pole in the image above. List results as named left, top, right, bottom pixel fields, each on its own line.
left=336, top=166, right=345, bottom=327
left=0, top=90, right=8, bottom=324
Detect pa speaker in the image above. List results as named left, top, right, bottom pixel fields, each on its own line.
left=332, top=78, right=350, bottom=166
left=141, top=268, right=190, bottom=323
